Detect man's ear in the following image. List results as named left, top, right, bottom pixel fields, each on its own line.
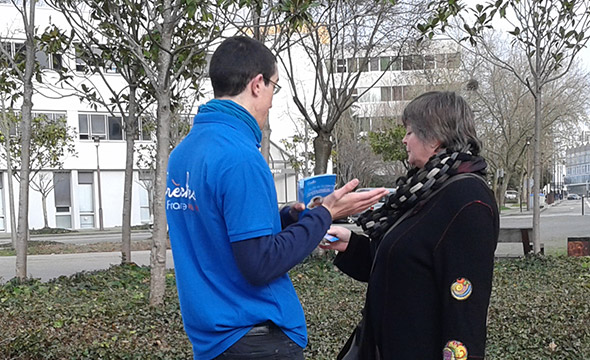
left=249, top=74, right=265, bottom=97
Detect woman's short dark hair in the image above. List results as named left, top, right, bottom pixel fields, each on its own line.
left=402, top=91, right=481, bottom=155
left=209, top=36, right=277, bottom=98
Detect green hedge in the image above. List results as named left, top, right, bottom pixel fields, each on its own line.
left=1, top=255, right=589, bottom=359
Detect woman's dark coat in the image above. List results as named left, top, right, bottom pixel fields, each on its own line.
left=335, top=175, right=499, bottom=359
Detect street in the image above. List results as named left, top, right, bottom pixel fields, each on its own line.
left=500, top=198, right=590, bottom=254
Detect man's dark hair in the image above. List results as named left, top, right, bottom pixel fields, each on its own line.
left=209, top=36, right=277, bottom=98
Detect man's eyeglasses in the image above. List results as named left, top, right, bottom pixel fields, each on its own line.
left=264, top=77, right=282, bottom=95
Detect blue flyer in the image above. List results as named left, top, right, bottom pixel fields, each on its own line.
left=297, top=174, right=337, bottom=216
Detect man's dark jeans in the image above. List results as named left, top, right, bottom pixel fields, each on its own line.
left=215, top=322, right=304, bottom=359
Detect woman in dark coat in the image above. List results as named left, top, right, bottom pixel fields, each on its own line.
left=322, top=91, right=499, bottom=360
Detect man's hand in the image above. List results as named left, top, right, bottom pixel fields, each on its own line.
left=322, top=179, right=389, bottom=220
left=288, top=202, right=305, bottom=221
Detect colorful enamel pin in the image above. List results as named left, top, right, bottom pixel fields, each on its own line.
left=450, top=277, right=472, bottom=300
left=443, top=340, right=467, bottom=360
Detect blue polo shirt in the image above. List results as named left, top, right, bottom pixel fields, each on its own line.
left=166, top=101, right=307, bottom=359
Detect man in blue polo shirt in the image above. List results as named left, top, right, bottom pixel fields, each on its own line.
left=166, top=36, right=387, bottom=360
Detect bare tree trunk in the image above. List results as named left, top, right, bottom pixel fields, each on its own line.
left=121, top=83, right=137, bottom=264
left=0, top=101, right=17, bottom=248
left=251, top=8, right=272, bottom=163
left=6, top=150, right=17, bottom=247
left=261, top=119, right=271, bottom=162
left=491, top=174, right=499, bottom=205
left=41, top=194, right=48, bottom=228
left=313, top=132, right=332, bottom=175
left=149, top=15, right=173, bottom=305
left=150, top=91, right=171, bottom=305
left=531, top=30, right=542, bottom=255
left=532, top=82, right=542, bottom=254
left=499, top=173, right=511, bottom=209
left=16, top=0, right=36, bottom=281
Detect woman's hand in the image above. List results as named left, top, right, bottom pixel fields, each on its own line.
left=319, top=225, right=352, bottom=252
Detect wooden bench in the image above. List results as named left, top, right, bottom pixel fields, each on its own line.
left=497, top=228, right=544, bottom=256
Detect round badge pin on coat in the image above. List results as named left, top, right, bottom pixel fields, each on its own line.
left=450, top=278, right=472, bottom=301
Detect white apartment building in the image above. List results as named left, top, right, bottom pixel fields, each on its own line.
left=335, top=40, right=462, bottom=132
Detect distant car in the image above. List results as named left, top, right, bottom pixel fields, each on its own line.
left=505, top=190, right=518, bottom=202
left=567, top=193, right=581, bottom=200
left=336, top=188, right=396, bottom=224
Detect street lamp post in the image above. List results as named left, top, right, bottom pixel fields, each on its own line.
left=93, top=136, right=104, bottom=231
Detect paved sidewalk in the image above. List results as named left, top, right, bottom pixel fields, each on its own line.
left=500, top=200, right=558, bottom=217
left=0, top=226, right=143, bottom=240
left=0, top=250, right=174, bottom=284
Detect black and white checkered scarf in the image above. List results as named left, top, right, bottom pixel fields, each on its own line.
left=357, top=146, right=487, bottom=242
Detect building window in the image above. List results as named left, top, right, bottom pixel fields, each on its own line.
left=108, top=116, right=123, bottom=140
left=138, top=169, right=153, bottom=224
left=359, top=117, right=371, bottom=132
left=136, top=117, right=154, bottom=141
left=346, top=57, right=369, bottom=72
left=379, top=56, right=391, bottom=71
left=446, top=52, right=461, bottom=69
left=91, top=114, right=107, bottom=139
left=32, top=112, right=66, bottom=123
left=389, top=56, right=401, bottom=71
left=392, top=86, right=403, bottom=101
left=79, top=114, right=123, bottom=140
left=78, top=172, right=95, bottom=229
left=424, top=55, right=435, bottom=70
left=358, top=58, right=369, bottom=72
left=369, top=57, right=379, bottom=71
left=380, top=87, right=392, bottom=102
left=358, top=87, right=380, bottom=103
left=336, top=59, right=347, bottom=73
left=351, top=88, right=358, bottom=102
left=35, top=50, right=62, bottom=70
left=54, top=172, right=72, bottom=229
left=347, top=58, right=357, bottom=72
left=403, top=55, right=425, bottom=71
left=75, top=45, right=117, bottom=73
left=0, top=42, right=25, bottom=66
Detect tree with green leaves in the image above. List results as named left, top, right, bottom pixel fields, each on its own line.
left=46, top=0, right=161, bottom=264
left=369, top=123, right=409, bottom=167
left=50, top=0, right=222, bottom=305
left=0, top=0, right=41, bottom=281
left=0, top=30, right=22, bottom=249
left=0, top=113, right=77, bottom=229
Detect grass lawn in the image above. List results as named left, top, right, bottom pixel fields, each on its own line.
left=1, top=255, right=589, bottom=359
